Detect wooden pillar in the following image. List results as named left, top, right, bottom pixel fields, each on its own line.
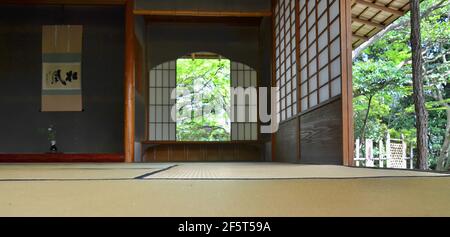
left=270, top=0, right=277, bottom=162
left=340, top=0, right=354, bottom=166
left=124, top=0, right=135, bottom=163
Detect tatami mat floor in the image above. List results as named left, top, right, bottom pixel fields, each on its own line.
left=143, top=162, right=447, bottom=179
left=0, top=163, right=173, bottom=180
left=0, top=162, right=449, bottom=216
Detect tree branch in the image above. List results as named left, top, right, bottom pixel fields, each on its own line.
left=352, top=0, right=449, bottom=61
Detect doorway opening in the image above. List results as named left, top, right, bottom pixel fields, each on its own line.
left=176, top=57, right=231, bottom=141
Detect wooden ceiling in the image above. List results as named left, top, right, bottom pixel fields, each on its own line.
left=0, top=0, right=126, bottom=5
left=3, top=0, right=411, bottom=50
left=351, top=0, right=411, bottom=49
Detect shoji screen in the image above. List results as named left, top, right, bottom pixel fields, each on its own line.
left=148, top=61, right=176, bottom=141
left=298, top=0, right=342, bottom=112
left=231, top=62, right=258, bottom=141
left=274, top=0, right=298, bottom=123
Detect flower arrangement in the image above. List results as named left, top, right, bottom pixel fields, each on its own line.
left=47, top=125, right=57, bottom=152
left=47, top=125, right=56, bottom=141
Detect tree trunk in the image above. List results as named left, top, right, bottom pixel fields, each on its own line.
left=360, top=95, right=373, bottom=143
left=436, top=108, right=450, bottom=171
left=410, top=0, right=429, bottom=170
left=444, top=141, right=450, bottom=171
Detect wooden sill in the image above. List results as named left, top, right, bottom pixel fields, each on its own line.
left=141, top=141, right=263, bottom=145
left=0, top=153, right=124, bottom=162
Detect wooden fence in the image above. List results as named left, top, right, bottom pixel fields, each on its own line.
left=354, top=133, right=414, bottom=169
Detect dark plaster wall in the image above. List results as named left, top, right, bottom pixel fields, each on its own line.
left=146, top=20, right=261, bottom=69
left=0, top=5, right=125, bottom=153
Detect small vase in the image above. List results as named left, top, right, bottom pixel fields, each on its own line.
left=49, top=140, right=58, bottom=153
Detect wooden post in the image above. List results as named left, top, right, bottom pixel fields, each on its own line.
left=124, top=0, right=135, bottom=163
left=401, top=134, right=407, bottom=169
left=410, top=144, right=414, bottom=169
left=378, top=139, right=384, bottom=168
left=386, top=132, right=391, bottom=168
left=355, top=138, right=360, bottom=166
left=340, top=0, right=354, bottom=166
left=365, top=139, right=374, bottom=167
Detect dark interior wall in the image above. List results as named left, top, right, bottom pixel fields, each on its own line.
left=146, top=20, right=261, bottom=69
left=299, top=99, right=343, bottom=165
left=135, top=0, right=271, bottom=12
left=0, top=5, right=125, bottom=153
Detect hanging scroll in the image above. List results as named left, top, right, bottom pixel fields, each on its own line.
left=41, top=25, right=83, bottom=112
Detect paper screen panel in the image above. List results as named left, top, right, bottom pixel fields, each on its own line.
left=148, top=61, right=176, bottom=141
left=231, top=62, right=258, bottom=141
left=297, top=0, right=342, bottom=112
left=274, top=0, right=298, bottom=122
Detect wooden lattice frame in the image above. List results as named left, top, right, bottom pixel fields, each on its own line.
left=274, top=0, right=298, bottom=123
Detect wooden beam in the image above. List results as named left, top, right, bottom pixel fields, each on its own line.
left=0, top=0, right=125, bottom=5
left=124, top=0, right=135, bottom=163
left=354, top=0, right=405, bottom=16
left=133, top=9, right=272, bottom=17
left=295, top=0, right=301, bottom=162
left=0, top=153, right=124, bottom=162
left=352, top=16, right=385, bottom=29
left=341, top=0, right=354, bottom=166
left=352, top=33, right=369, bottom=41
left=141, top=141, right=263, bottom=145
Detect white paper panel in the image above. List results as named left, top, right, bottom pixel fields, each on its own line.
left=296, top=0, right=342, bottom=111
left=318, top=13, right=328, bottom=33
left=330, top=0, right=339, bottom=21
left=330, top=37, right=341, bottom=59
left=148, top=61, right=177, bottom=141
left=319, top=49, right=329, bottom=68
left=330, top=57, right=341, bottom=79
left=301, top=98, right=308, bottom=111
left=275, top=0, right=298, bottom=122
left=331, top=77, right=341, bottom=97
left=318, top=0, right=327, bottom=15
left=330, top=20, right=340, bottom=40
left=319, top=84, right=330, bottom=103
left=309, top=76, right=317, bottom=92
left=149, top=124, right=155, bottom=140
left=318, top=31, right=328, bottom=51
left=231, top=61, right=258, bottom=141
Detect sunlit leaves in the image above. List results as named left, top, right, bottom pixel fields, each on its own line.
left=176, top=58, right=231, bottom=141
left=352, top=0, right=450, bottom=168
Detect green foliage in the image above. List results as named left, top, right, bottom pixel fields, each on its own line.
left=176, top=58, right=231, bottom=141
left=353, top=0, right=450, bottom=169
